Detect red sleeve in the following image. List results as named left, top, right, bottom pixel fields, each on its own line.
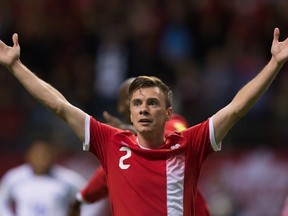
left=80, top=166, right=108, bottom=203
left=89, top=116, right=120, bottom=165
left=182, top=119, right=214, bottom=172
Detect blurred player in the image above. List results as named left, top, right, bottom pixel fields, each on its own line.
left=0, top=139, right=88, bottom=216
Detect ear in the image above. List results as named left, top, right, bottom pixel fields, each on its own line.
left=166, top=107, right=173, bottom=120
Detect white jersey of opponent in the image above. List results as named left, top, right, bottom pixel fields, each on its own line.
left=0, top=164, right=86, bottom=216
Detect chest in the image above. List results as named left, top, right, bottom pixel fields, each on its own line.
left=106, top=142, right=188, bottom=191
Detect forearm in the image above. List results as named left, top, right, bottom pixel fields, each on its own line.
left=44, top=82, right=68, bottom=102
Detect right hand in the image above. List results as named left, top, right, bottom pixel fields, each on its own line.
left=0, top=33, right=20, bottom=68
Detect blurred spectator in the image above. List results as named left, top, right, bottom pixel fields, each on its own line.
left=159, top=1, right=194, bottom=63
left=200, top=47, right=235, bottom=116
left=201, top=148, right=288, bottom=216
left=92, top=21, right=129, bottom=120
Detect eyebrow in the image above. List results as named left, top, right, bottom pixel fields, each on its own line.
left=132, top=97, right=159, bottom=101
left=131, top=98, right=141, bottom=103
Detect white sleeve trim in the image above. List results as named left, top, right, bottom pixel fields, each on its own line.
left=83, top=114, right=90, bottom=151
left=76, top=192, right=84, bottom=202
left=209, top=116, right=221, bottom=151
left=76, top=192, right=91, bottom=204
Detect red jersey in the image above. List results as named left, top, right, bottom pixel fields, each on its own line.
left=165, top=114, right=210, bottom=215
left=84, top=115, right=219, bottom=215
left=80, top=169, right=210, bottom=216
left=79, top=114, right=189, bottom=203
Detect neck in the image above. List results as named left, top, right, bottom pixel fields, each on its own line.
left=137, top=132, right=165, bottom=149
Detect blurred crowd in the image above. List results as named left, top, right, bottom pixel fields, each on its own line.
left=1, top=0, right=288, bottom=151
left=200, top=148, right=288, bottom=216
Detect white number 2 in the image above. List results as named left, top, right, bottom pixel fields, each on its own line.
left=119, top=146, right=131, bottom=169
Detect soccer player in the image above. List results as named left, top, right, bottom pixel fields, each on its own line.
left=0, top=28, right=288, bottom=215
left=0, top=139, right=88, bottom=216
left=69, top=78, right=210, bottom=216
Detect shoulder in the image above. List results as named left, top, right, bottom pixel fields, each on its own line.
left=1, top=164, right=32, bottom=186
left=2, top=164, right=31, bottom=178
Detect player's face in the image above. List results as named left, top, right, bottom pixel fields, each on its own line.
left=130, top=87, right=172, bottom=136
left=26, top=141, right=55, bottom=175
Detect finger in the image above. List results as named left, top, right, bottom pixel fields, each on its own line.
left=273, top=27, right=280, bottom=43
left=103, top=111, right=112, bottom=121
left=12, top=33, right=18, bottom=47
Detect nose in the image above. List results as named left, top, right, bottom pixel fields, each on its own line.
left=139, top=110, right=149, bottom=115
left=139, top=104, right=149, bottom=115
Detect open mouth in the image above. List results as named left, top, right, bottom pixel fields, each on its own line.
left=139, top=118, right=152, bottom=125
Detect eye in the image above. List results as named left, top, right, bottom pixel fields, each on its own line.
left=148, top=99, right=159, bottom=106
left=132, top=99, right=142, bottom=106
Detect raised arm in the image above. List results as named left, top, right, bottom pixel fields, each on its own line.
left=213, top=28, right=288, bottom=144
left=0, top=34, right=86, bottom=142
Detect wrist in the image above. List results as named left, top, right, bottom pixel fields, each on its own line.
left=270, top=56, right=284, bottom=69
left=8, top=59, right=22, bottom=73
